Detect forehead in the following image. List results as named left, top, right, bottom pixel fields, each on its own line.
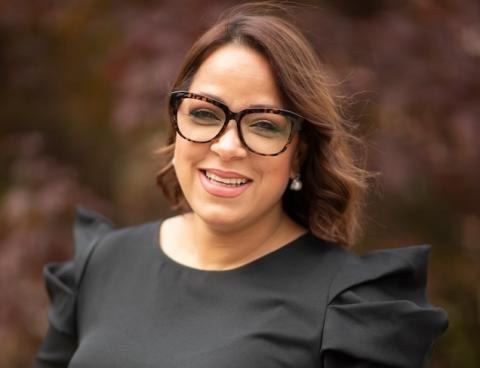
left=189, top=43, right=285, bottom=109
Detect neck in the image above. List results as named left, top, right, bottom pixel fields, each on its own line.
left=181, top=207, right=303, bottom=270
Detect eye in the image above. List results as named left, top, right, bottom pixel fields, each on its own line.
left=249, top=120, right=283, bottom=135
left=189, top=109, right=223, bottom=124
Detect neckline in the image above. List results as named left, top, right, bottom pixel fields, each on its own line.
left=151, top=220, right=312, bottom=275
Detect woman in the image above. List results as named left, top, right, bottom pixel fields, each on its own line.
left=34, top=3, right=448, bottom=367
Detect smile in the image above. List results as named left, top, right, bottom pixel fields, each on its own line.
left=198, top=169, right=252, bottom=198
left=204, top=171, right=248, bottom=186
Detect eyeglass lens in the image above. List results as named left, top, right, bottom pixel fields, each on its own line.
left=175, top=97, right=293, bottom=155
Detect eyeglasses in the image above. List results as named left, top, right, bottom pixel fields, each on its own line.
left=169, top=91, right=304, bottom=156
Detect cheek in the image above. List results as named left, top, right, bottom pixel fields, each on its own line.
left=255, top=154, right=294, bottom=193
left=174, top=136, right=207, bottom=164
left=262, top=160, right=290, bottom=178
left=173, top=137, right=204, bottom=185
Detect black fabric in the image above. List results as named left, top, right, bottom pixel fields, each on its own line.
left=34, top=207, right=448, bottom=368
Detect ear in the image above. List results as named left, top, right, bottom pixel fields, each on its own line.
left=290, top=138, right=308, bottom=178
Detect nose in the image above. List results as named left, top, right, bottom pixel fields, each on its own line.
left=210, top=120, right=248, bottom=160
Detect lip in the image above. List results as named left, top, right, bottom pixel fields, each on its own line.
left=198, top=169, right=252, bottom=198
left=200, top=168, right=252, bottom=180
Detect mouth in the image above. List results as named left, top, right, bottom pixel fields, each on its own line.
left=198, top=169, right=253, bottom=198
left=201, top=170, right=251, bottom=187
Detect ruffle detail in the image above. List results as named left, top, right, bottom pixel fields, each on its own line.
left=321, top=245, right=448, bottom=368
left=43, top=206, right=113, bottom=336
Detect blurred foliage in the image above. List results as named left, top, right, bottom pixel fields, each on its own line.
left=0, top=0, right=479, bottom=367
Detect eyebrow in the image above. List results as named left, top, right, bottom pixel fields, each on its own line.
left=196, top=91, right=281, bottom=110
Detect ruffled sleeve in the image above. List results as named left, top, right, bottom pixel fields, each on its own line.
left=321, top=245, right=448, bottom=368
left=34, top=207, right=113, bottom=368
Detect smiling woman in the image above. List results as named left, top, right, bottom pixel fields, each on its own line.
left=34, top=2, right=448, bottom=368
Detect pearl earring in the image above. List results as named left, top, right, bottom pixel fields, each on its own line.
left=171, top=156, right=176, bottom=167
left=289, top=173, right=302, bottom=191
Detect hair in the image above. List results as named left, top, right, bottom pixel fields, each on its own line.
left=156, top=2, right=371, bottom=247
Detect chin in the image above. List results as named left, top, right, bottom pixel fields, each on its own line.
left=193, top=204, right=248, bottom=232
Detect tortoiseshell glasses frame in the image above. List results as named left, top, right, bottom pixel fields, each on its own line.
left=169, top=91, right=305, bottom=156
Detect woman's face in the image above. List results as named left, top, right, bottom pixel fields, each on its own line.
left=173, top=43, right=299, bottom=232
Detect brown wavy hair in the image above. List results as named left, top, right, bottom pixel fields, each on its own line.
left=156, top=2, right=371, bottom=247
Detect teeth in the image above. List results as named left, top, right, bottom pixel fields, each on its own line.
left=205, top=171, right=248, bottom=186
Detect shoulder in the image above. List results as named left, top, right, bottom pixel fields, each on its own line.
left=42, top=207, right=114, bottom=335
left=328, top=244, right=432, bottom=301
left=320, top=244, right=449, bottom=367
left=43, top=207, right=159, bottom=334
left=273, top=232, right=347, bottom=279
left=80, top=208, right=161, bottom=274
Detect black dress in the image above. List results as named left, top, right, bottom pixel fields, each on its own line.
left=34, top=207, right=448, bottom=367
